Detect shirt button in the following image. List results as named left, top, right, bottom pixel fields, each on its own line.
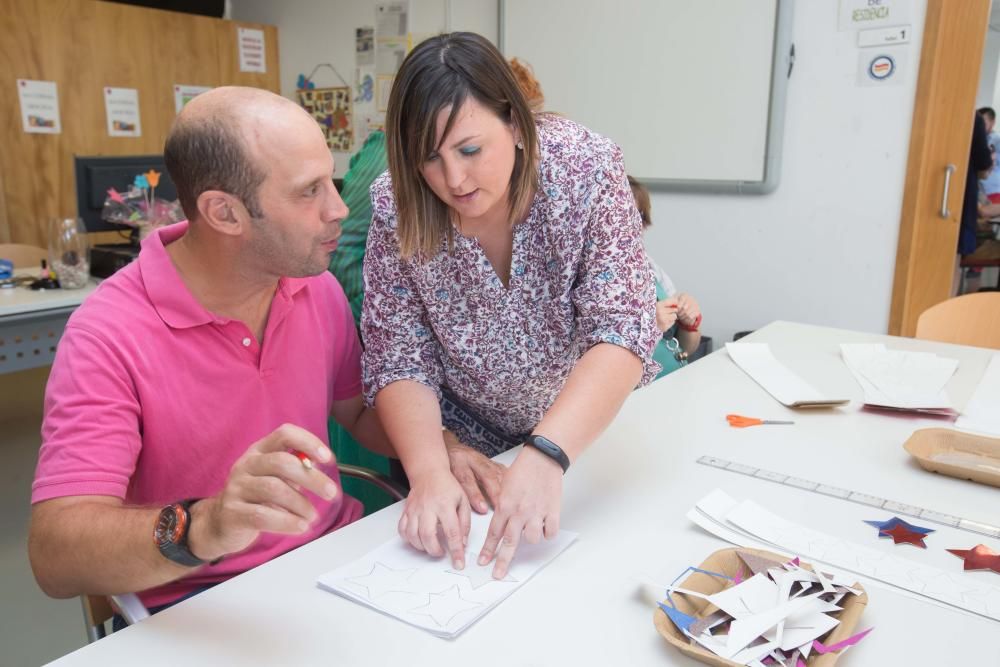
left=242, top=337, right=252, bottom=347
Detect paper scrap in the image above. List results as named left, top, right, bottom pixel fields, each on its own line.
left=726, top=343, right=848, bottom=408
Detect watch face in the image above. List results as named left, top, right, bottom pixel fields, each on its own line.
left=155, top=504, right=186, bottom=548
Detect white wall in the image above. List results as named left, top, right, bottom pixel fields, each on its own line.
left=979, top=26, right=1000, bottom=108
left=232, top=0, right=497, bottom=177
left=234, top=0, right=928, bottom=346
left=642, top=1, right=926, bottom=344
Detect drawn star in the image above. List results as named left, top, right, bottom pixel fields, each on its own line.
left=946, top=544, right=1000, bottom=574
left=864, top=516, right=934, bottom=535
left=344, top=562, right=419, bottom=599
left=445, top=552, right=518, bottom=589
left=409, top=585, right=482, bottom=627
left=878, top=524, right=930, bottom=548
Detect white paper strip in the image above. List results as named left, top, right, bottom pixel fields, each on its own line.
left=726, top=343, right=849, bottom=407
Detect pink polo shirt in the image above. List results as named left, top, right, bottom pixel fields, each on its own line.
left=32, top=222, right=364, bottom=608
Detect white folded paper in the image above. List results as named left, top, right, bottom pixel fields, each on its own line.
left=726, top=343, right=849, bottom=408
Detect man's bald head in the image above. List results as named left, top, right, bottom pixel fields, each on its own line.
left=164, top=86, right=306, bottom=222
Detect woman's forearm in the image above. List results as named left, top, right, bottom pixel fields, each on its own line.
left=531, top=342, right=642, bottom=462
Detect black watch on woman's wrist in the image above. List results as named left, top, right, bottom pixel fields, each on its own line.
left=524, top=434, right=570, bottom=474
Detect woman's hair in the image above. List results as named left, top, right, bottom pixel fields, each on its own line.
left=508, top=58, right=544, bottom=112
left=628, top=175, right=652, bottom=228
left=385, top=32, right=539, bottom=259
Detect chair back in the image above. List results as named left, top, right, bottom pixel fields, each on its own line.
left=915, top=292, right=1000, bottom=349
left=0, top=243, right=47, bottom=268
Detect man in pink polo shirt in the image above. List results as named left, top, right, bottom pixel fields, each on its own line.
left=28, top=87, right=395, bottom=615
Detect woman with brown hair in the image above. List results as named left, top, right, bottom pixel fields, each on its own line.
left=361, top=32, right=660, bottom=579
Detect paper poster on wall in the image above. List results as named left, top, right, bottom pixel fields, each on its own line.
left=104, top=87, right=142, bottom=137
left=173, top=84, right=212, bottom=113
left=857, top=47, right=908, bottom=87
left=238, top=27, right=266, bottom=73
left=355, top=68, right=375, bottom=104
left=838, top=0, right=911, bottom=31
left=298, top=87, right=353, bottom=152
left=376, top=38, right=408, bottom=77
left=17, top=79, right=61, bottom=134
left=376, top=2, right=408, bottom=38
left=376, top=75, right=394, bottom=113
left=357, top=27, right=375, bottom=66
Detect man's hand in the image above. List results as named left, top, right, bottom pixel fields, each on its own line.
left=443, top=430, right=506, bottom=514
left=397, top=468, right=471, bottom=569
left=188, top=424, right=340, bottom=561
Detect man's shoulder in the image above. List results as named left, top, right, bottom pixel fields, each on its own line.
left=67, top=261, right=155, bottom=336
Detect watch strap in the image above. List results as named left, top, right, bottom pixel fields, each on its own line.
left=524, top=434, right=570, bottom=474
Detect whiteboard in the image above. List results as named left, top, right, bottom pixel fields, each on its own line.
left=500, top=0, right=794, bottom=193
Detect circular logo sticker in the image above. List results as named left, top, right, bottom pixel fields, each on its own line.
left=868, top=55, right=896, bottom=81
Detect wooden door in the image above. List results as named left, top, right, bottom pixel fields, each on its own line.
left=889, top=0, right=991, bottom=336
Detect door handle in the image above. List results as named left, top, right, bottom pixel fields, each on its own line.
left=941, top=164, right=956, bottom=219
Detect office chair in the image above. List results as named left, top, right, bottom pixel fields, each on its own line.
left=81, top=464, right=408, bottom=642
left=915, top=292, right=1000, bottom=349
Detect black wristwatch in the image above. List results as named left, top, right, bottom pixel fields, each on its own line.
left=154, top=499, right=220, bottom=567
left=525, top=434, right=571, bottom=474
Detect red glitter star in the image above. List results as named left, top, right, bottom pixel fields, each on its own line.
left=946, top=545, right=1000, bottom=574
left=879, top=524, right=929, bottom=548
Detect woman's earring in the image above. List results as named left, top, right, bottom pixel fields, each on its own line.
left=516, top=140, right=524, bottom=150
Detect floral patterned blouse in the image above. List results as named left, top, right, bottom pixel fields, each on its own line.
left=361, top=114, right=661, bottom=454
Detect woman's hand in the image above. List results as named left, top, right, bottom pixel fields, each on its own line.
left=656, top=297, right=679, bottom=332
left=476, top=446, right=563, bottom=579
left=443, top=430, right=506, bottom=514
left=676, top=293, right=701, bottom=329
left=398, top=468, right=471, bottom=569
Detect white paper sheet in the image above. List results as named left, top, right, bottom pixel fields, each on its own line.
left=103, top=87, right=141, bottom=138
left=840, top=343, right=957, bottom=413
left=689, top=489, right=1000, bottom=623
left=955, top=354, right=1000, bottom=436
left=317, top=512, right=577, bottom=638
left=17, top=79, right=60, bottom=134
left=725, top=343, right=849, bottom=407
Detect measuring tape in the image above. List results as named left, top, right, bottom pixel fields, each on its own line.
left=697, top=455, right=1000, bottom=539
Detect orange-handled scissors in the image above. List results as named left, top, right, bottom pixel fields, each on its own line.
left=726, top=414, right=795, bottom=428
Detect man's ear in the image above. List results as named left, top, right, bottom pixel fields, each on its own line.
left=195, top=190, right=246, bottom=237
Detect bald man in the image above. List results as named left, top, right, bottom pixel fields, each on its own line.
left=28, top=87, right=394, bottom=619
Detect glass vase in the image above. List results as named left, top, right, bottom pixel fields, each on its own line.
left=48, top=217, right=90, bottom=289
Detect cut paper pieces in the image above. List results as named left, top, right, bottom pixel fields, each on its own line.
left=865, top=516, right=934, bottom=548
left=658, top=550, right=870, bottom=665
left=725, top=343, right=849, bottom=408
left=840, top=343, right=958, bottom=415
left=318, top=510, right=577, bottom=638
left=688, top=489, right=1000, bottom=622
left=878, top=524, right=929, bottom=548
left=864, top=516, right=934, bottom=535
left=812, top=626, right=874, bottom=654
left=947, top=545, right=1000, bottom=574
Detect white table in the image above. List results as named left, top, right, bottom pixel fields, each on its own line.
left=47, top=321, right=1000, bottom=665
left=0, top=270, right=98, bottom=374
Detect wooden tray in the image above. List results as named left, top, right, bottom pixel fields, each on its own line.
left=653, top=547, right=868, bottom=667
left=903, top=427, right=1000, bottom=487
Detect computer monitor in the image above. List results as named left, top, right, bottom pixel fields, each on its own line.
left=74, top=155, right=178, bottom=238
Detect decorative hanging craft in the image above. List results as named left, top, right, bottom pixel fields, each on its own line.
left=298, top=86, right=353, bottom=152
